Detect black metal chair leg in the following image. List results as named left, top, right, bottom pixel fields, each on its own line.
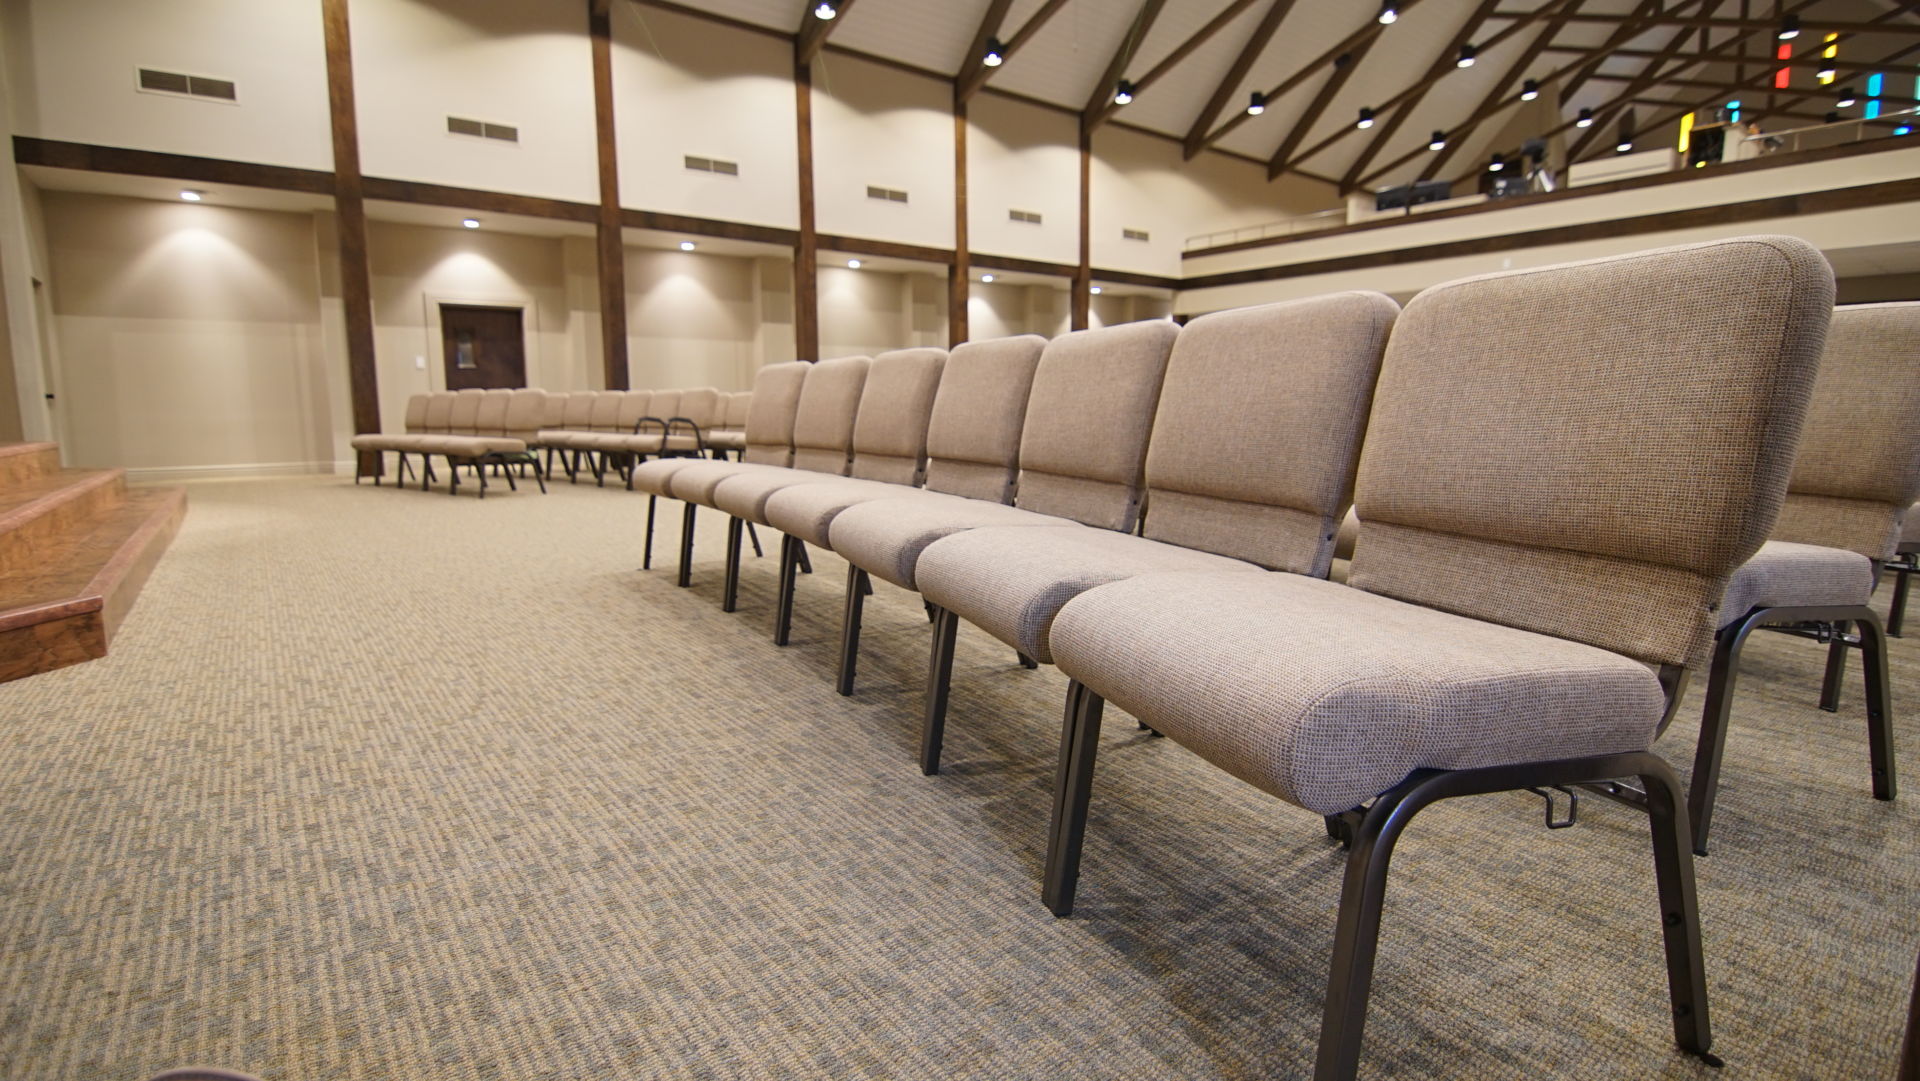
left=722, top=516, right=743, bottom=613
left=921, top=605, right=960, bottom=775
left=677, top=503, right=697, bottom=588
left=772, top=534, right=801, bottom=646
left=837, top=567, right=868, bottom=696
left=1856, top=611, right=1898, bottom=801
left=1640, top=759, right=1718, bottom=1067
left=500, top=459, right=519, bottom=491
left=1819, top=620, right=1849, bottom=712
left=745, top=521, right=764, bottom=558
left=796, top=543, right=813, bottom=575
left=642, top=495, right=656, bottom=570
left=531, top=457, right=547, bottom=493
left=1687, top=612, right=1763, bottom=856
left=1889, top=563, right=1913, bottom=638
left=1017, top=652, right=1039, bottom=669
left=1042, top=680, right=1105, bottom=916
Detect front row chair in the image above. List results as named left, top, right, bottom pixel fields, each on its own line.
left=1039, top=236, right=1833, bottom=1080
left=1683, top=301, right=1920, bottom=854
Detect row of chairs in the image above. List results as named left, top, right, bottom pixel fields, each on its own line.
left=628, top=235, right=1917, bottom=1077
left=350, top=387, right=752, bottom=496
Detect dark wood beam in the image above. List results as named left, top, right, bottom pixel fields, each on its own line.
left=1182, top=0, right=1298, bottom=159
left=951, top=97, right=970, bottom=347
left=797, top=0, right=858, bottom=65
left=1421, top=0, right=1584, bottom=181
left=1198, top=0, right=1422, bottom=157
left=1073, top=127, right=1091, bottom=331
left=1339, top=0, right=1503, bottom=193
left=1267, top=38, right=1377, bottom=180
left=1498, top=11, right=1920, bottom=35
left=321, top=0, right=381, bottom=471
left=794, top=58, right=819, bottom=361
left=954, top=0, right=1016, bottom=105
left=959, top=0, right=1069, bottom=100
left=1567, top=20, right=1701, bottom=160
left=589, top=1, right=629, bottom=391
left=11, top=137, right=333, bottom=193
left=1082, top=0, right=1168, bottom=132
left=1350, top=0, right=1736, bottom=191
left=362, top=178, right=596, bottom=221
left=817, top=235, right=957, bottom=264
left=620, top=208, right=798, bottom=246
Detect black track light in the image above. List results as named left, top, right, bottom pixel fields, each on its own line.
left=1247, top=91, right=1266, bottom=116
left=1112, top=79, right=1134, bottom=105
left=1520, top=78, right=1540, bottom=101
left=1357, top=106, right=1376, bottom=129
left=1838, top=86, right=1858, bottom=108
left=1457, top=44, right=1477, bottom=68
left=1428, top=129, right=1446, bottom=150
left=1488, top=155, right=1504, bottom=172
left=1575, top=107, right=1594, bottom=128
left=984, top=36, right=1004, bottom=67
left=1777, top=14, right=1800, bottom=40
left=1378, top=2, right=1399, bottom=25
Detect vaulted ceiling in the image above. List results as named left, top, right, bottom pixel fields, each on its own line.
left=645, top=0, right=1920, bottom=193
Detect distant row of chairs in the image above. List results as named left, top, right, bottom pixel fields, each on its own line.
left=349, top=387, right=753, bottom=497
left=623, top=236, right=1918, bottom=1078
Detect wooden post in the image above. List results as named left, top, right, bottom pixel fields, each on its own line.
left=950, top=94, right=970, bottom=347
left=321, top=0, right=382, bottom=475
left=589, top=0, right=630, bottom=389
left=794, top=57, right=820, bottom=361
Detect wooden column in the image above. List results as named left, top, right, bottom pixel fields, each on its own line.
left=794, top=57, right=820, bottom=361
left=589, top=0, right=629, bottom=390
left=949, top=94, right=970, bottom=348
left=321, top=0, right=382, bottom=472
left=1071, top=123, right=1091, bottom=331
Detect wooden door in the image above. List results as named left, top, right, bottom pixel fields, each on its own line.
left=440, top=304, right=526, bottom=389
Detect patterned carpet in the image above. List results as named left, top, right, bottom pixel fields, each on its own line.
left=0, top=475, right=1913, bottom=1081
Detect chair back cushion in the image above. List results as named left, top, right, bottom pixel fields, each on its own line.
left=540, top=392, right=569, bottom=427
left=1144, top=292, right=1398, bottom=574
left=1770, top=302, right=1920, bottom=561
left=1014, top=320, right=1180, bottom=530
left=560, top=392, right=596, bottom=429
left=924, top=335, right=1046, bottom=502
left=447, top=391, right=484, bottom=435
left=588, top=391, right=625, bottom=432
left=423, top=392, right=455, bottom=432
left=504, top=389, right=546, bottom=437
left=402, top=394, right=429, bottom=432
left=743, top=362, right=812, bottom=467
left=790, top=356, right=871, bottom=474
left=677, top=387, right=721, bottom=428
left=851, top=348, right=947, bottom=485
left=615, top=391, right=654, bottom=431
left=1349, top=235, right=1834, bottom=668
left=724, top=391, right=753, bottom=431
left=474, top=390, right=511, bottom=435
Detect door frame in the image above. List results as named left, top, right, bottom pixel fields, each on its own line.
left=421, top=291, right=541, bottom=392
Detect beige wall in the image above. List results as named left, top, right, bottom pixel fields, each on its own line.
left=813, top=53, right=956, bottom=250
left=611, top=5, right=799, bottom=230
left=39, top=191, right=334, bottom=475
left=352, top=0, right=598, bottom=204
left=626, top=247, right=761, bottom=391
left=818, top=265, right=946, bottom=359
left=968, top=96, right=1079, bottom=267
left=3, top=0, right=333, bottom=171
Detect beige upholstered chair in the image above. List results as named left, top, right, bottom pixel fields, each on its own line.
left=713, top=348, right=946, bottom=638
left=765, top=335, right=1046, bottom=693
left=631, top=362, right=810, bottom=577
left=707, top=391, right=753, bottom=455
left=1888, top=506, right=1920, bottom=636
left=537, top=391, right=600, bottom=481
left=912, top=294, right=1398, bottom=775
left=568, top=390, right=655, bottom=486
left=350, top=392, right=431, bottom=485
left=1683, top=301, right=1920, bottom=853
left=1039, top=236, right=1832, bottom=1079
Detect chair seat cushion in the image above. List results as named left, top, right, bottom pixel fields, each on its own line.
left=712, top=468, right=847, bottom=524
left=535, top=429, right=590, bottom=449
left=917, top=526, right=1264, bottom=661
left=1050, top=572, right=1666, bottom=815
left=668, top=461, right=791, bottom=505
left=418, top=436, right=526, bottom=456
left=631, top=457, right=717, bottom=497
left=827, top=492, right=1083, bottom=589
left=762, top=478, right=914, bottom=547
left=570, top=432, right=667, bottom=454
left=707, top=431, right=746, bottom=451
left=1718, top=540, right=1876, bottom=626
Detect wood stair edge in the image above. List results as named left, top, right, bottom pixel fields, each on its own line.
left=90, top=487, right=188, bottom=644
left=0, top=469, right=126, bottom=535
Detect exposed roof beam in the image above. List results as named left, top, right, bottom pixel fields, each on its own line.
left=1195, top=0, right=1426, bottom=157
left=1496, top=11, right=1920, bottom=35
left=1337, top=0, right=1504, bottom=193
left=959, top=0, right=1069, bottom=100
left=954, top=0, right=1017, bottom=103
left=1182, top=0, right=1300, bottom=159
left=1083, top=0, right=1169, bottom=131
left=1133, top=0, right=1263, bottom=96
left=1567, top=18, right=1703, bottom=159
left=1267, top=38, right=1377, bottom=179
left=797, top=0, right=859, bottom=64
left=1420, top=0, right=1585, bottom=181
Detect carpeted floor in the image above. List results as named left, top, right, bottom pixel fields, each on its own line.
left=0, top=475, right=1914, bottom=1081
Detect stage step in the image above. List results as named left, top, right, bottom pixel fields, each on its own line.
left=0, top=444, right=186, bottom=683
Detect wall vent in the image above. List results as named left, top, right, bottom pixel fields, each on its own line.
left=447, top=116, right=519, bottom=143
left=136, top=68, right=236, bottom=102
left=1122, top=227, right=1151, bottom=242
left=1008, top=209, right=1042, bottom=224
left=866, top=185, right=909, bottom=204
left=685, top=155, right=740, bottom=176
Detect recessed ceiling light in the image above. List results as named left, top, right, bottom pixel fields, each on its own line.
left=847, top=259, right=861, bottom=269
left=679, top=241, right=696, bottom=251
left=179, top=190, right=203, bottom=202
left=980, top=274, right=995, bottom=283
left=1378, top=2, right=1398, bottom=25
left=1090, top=286, right=1103, bottom=295
left=461, top=217, right=480, bottom=229
left=813, top=0, right=837, bottom=20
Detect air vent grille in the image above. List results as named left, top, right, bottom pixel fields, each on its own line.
left=1122, top=227, right=1151, bottom=242
left=1008, top=209, right=1042, bottom=224
left=137, top=68, right=236, bottom=101
left=685, top=155, right=740, bottom=176
left=866, top=185, right=909, bottom=204
left=447, top=116, right=518, bottom=143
